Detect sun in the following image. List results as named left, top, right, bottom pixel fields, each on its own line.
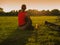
left=4, top=8, right=11, bottom=12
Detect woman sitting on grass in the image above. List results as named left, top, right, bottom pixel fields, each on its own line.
left=18, top=4, right=34, bottom=30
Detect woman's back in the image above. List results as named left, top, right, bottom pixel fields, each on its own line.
left=18, top=11, right=26, bottom=26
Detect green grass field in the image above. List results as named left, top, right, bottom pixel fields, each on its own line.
left=0, top=16, right=60, bottom=45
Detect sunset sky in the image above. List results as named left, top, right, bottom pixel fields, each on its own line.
left=0, top=0, right=60, bottom=12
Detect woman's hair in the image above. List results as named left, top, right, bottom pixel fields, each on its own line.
left=21, top=4, right=26, bottom=10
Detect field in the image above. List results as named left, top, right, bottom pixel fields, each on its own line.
left=0, top=16, right=60, bottom=45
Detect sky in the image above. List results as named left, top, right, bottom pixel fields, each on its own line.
left=0, top=0, right=60, bottom=12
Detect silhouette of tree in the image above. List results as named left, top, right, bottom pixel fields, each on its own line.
left=51, top=9, right=60, bottom=16
left=0, top=8, right=3, bottom=12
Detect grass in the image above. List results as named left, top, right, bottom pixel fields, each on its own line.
left=0, top=16, right=60, bottom=45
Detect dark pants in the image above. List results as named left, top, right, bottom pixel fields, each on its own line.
left=19, top=18, right=34, bottom=30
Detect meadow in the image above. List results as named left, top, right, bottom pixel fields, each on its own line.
left=0, top=16, right=60, bottom=45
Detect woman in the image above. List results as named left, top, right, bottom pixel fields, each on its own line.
left=18, top=4, right=34, bottom=30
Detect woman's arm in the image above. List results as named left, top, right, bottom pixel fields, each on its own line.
left=25, top=13, right=32, bottom=24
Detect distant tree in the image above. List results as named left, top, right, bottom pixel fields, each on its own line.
left=0, top=8, right=60, bottom=16
left=45, top=10, right=51, bottom=16
left=51, top=9, right=60, bottom=16
left=40, top=10, right=46, bottom=15
left=10, top=10, right=15, bottom=13
left=27, top=9, right=40, bottom=16
left=9, top=10, right=17, bottom=16
left=27, top=9, right=34, bottom=16
left=27, top=9, right=33, bottom=16
left=59, top=10, right=60, bottom=15
left=0, top=8, right=3, bottom=12
left=0, top=7, right=5, bottom=16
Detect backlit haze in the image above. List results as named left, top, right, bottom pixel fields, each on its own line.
left=0, top=0, right=60, bottom=12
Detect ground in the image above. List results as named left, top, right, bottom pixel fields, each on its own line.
left=0, top=16, right=60, bottom=45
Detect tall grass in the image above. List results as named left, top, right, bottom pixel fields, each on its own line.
left=0, top=16, right=60, bottom=45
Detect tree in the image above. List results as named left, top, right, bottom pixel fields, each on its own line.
left=40, top=10, right=46, bottom=15
left=45, top=10, right=51, bottom=16
left=0, top=8, right=3, bottom=12
left=0, top=8, right=5, bottom=16
left=51, top=9, right=60, bottom=16
left=27, top=9, right=40, bottom=16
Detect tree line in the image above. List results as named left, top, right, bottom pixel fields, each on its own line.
left=0, top=7, right=60, bottom=16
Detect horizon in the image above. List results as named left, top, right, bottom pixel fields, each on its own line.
left=0, top=0, right=60, bottom=12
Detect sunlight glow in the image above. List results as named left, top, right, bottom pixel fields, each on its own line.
left=4, top=8, right=11, bottom=12
left=0, top=0, right=60, bottom=12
